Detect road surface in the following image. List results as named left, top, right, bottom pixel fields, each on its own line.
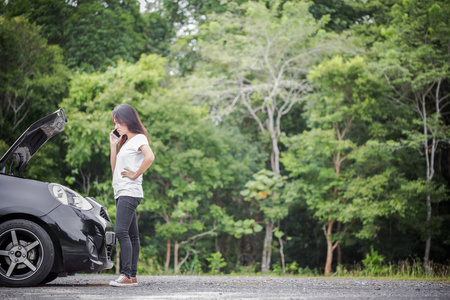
left=1, top=274, right=449, bottom=299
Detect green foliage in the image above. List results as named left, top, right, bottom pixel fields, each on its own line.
left=362, top=247, right=385, bottom=276
left=297, top=266, right=321, bottom=277
left=1, top=0, right=449, bottom=278
left=186, top=0, right=347, bottom=139
left=211, top=204, right=263, bottom=238
left=2, top=0, right=149, bottom=72
left=143, top=10, right=175, bottom=57
left=376, top=0, right=449, bottom=90
left=309, top=0, right=395, bottom=33
left=374, top=0, right=450, bottom=267
left=283, top=55, right=408, bottom=248
left=0, top=16, right=70, bottom=137
left=0, top=16, right=69, bottom=182
left=64, top=0, right=146, bottom=72
left=144, top=93, right=259, bottom=247
left=61, top=53, right=166, bottom=196
left=0, top=0, right=69, bottom=44
left=207, top=252, right=227, bottom=274
left=229, top=263, right=260, bottom=275
left=241, top=169, right=293, bottom=222
left=334, top=258, right=450, bottom=279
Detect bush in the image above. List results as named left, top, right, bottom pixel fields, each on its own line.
left=362, top=246, right=385, bottom=276
left=207, top=252, right=227, bottom=274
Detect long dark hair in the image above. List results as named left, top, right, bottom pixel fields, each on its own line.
left=112, top=104, right=149, bottom=151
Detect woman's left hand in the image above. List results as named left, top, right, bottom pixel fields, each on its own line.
left=121, top=168, right=136, bottom=180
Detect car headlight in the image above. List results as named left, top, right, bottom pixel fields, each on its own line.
left=48, top=183, right=93, bottom=211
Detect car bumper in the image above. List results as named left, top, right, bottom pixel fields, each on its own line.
left=42, top=199, right=115, bottom=273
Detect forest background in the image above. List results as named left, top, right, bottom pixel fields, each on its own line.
left=1, top=0, right=449, bottom=278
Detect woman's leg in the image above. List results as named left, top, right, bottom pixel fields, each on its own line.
left=129, top=210, right=140, bottom=278
left=115, top=196, right=140, bottom=278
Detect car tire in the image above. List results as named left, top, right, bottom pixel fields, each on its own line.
left=0, top=219, right=55, bottom=287
left=40, top=272, right=59, bottom=285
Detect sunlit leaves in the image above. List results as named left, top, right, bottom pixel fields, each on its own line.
left=283, top=53, right=407, bottom=244
left=240, top=169, right=292, bottom=222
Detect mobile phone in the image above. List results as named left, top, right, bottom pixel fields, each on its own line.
left=112, top=129, right=120, bottom=139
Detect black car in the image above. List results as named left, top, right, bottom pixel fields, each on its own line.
left=0, top=109, right=115, bottom=287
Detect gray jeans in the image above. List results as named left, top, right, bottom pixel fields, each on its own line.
left=115, top=196, right=142, bottom=278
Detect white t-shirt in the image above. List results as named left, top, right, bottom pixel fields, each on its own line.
left=112, top=134, right=149, bottom=199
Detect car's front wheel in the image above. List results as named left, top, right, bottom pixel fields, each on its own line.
left=0, top=219, right=55, bottom=287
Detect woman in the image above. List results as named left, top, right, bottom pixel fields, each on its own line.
left=108, top=104, right=155, bottom=287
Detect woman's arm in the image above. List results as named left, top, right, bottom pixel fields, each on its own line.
left=110, top=130, right=120, bottom=172
left=121, top=144, right=155, bottom=179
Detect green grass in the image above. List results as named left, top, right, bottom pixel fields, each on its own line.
left=114, top=255, right=450, bottom=282
left=332, top=259, right=450, bottom=280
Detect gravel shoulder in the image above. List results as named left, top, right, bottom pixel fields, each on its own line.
left=1, top=274, right=449, bottom=299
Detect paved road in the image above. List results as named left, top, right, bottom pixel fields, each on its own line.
left=1, top=274, right=449, bottom=299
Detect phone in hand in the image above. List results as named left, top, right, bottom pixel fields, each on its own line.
left=112, top=129, right=121, bottom=139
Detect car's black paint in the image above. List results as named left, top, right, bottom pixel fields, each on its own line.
left=0, top=175, right=61, bottom=217
left=0, top=109, right=114, bottom=287
left=0, top=109, right=67, bottom=177
left=42, top=197, right=114, bottom=274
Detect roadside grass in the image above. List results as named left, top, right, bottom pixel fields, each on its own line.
left=114, top=249, right=450, bottom=282
left=329, top=260, right=450, bottom=282
left=131, top=257, right=450, bottom=282
left=264, top=259, right=450, bottom=282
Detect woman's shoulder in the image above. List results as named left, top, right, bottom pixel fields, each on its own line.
left=134, top=134, right=149, bottom=144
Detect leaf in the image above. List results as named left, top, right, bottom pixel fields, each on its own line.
left=253, top=224, right=263, bottom=232
left=244, top=228, right=253, bottom=235
left=240, top=189, right=250, bottom=197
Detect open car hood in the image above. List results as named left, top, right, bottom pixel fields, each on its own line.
left=0, top=108, right=67, bottom=176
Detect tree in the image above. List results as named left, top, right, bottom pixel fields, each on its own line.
left=375, top=0, right=450, bottom=273
left=0, top=0, right=68, bottom=45
left=240, top=169, right=293, bottom=273
left=61, top=54, right=167, bottom=196
left=64, top=0, right=146, bottom=71
left=282, top=56, right=407, bottom=276
left=62, top=51, right=261, bottom=273
left=0, top=16, right=69, bottom=135
left=142, top=9, right=175, bottom=57
left=187, top=0, right=344, bottom=272
left=1, top=0, right=148, bottom=72
left=308, top=0, right=396, bottom=33
left=0, top=16, right=69, bottom=183
left=143, top=92, right=261, bottom=273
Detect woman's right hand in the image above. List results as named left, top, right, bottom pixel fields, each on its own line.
left=110, top=129, right=120, bottom=146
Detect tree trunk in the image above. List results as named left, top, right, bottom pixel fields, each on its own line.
left=261, top=220, right=274, bottom=272
left=323, top=220, right=340, bottom=276
left=324, top=221, right=334, bottom=276
left=421, top=91, right=437, bottom=275
left=337, top=244, right=342, bottom=267
left=165, top=238, right=171, bottom=273
left=424, top=192, right=432, bottom=275
left=271, top=135, right=281, bottom=176
left=278, top=235, right=286, bottom=274
left=174, top=246, right=190, bottom=274
left=328, top=120, right=348, bottom=274
left=267, top=104, right=281, bottom=177
left=164, top=212, right=172, bottom=273
left=337, top=222, right=342, bottom=266
left=174, top=241, right=179, bottom=273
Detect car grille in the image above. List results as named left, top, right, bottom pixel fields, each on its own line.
left=106, top=245, right=113, bottom=262
left=100, top=207, right=111, bottom=222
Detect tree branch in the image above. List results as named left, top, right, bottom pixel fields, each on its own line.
left=242, top=93, right=266, bottom=134
left=180, top=226, right=217, bottom=246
